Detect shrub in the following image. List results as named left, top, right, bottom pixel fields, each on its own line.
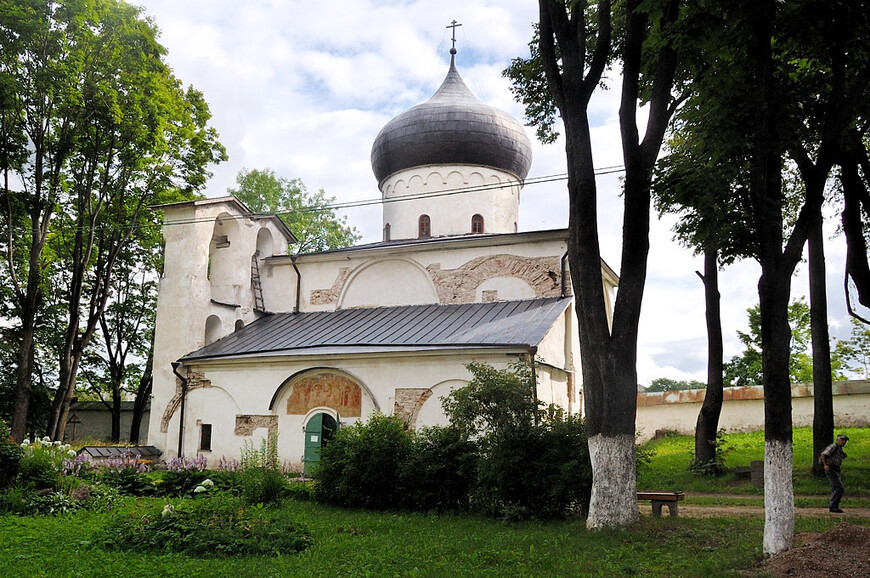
left=447, top=366, right=593, bottom=520
left=403, top=425, right=477, bottom=512
left=0, top=420, right=22, bottom=489
left=313, top=413, right=414, bottom=509
left=237, top=433, right=287, bottom=506
left=17, top=437, right=74, bottom=491
left=472, top=413, right=592, bottom=520
left=98, top=494, right=311, bottom=557
left=100, top=467, right=156, bottom=496
left=158, top=455, right=209, bottom=497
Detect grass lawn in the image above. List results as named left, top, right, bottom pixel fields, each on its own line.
left=2, top=426, right=868, bottom=577
left=4, top=498, right=868, bottom=577
left=637, top=426, right=870, bottom=497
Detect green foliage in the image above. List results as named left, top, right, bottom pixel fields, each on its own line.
left=404, top=425, right=477, bottom=512
left=0, top=496, right=804, bottom=576
left=724, top=297, right=820, bottom=387
left=314, top=364, right=592, bottom=520
left=98, top=468, right=155, bottom=497
left=473, top=411, right=592, bottom=520
left=158, top=469, right=208, bottom=498
left=502, top=26, right=560, bottom=144
left=228, top=168, right=360, bottom=253
left=98, top=495, right=311, bottom=557
left=238, top=432, right=286, bottom=506
left=637, top=427, right=870, bottom=496
left=442, top=361, right=540, bottom=438
left=645, top=378, right=705, bottom=392
left=690, top=430, right=733, bottom=476
left=16, top=437, right=73, bottom=490
left=0, top=0, right=225, bottom=442
left=0, top=420, right=22, bottom=488
left=832, top=318, right=870, bottom=379
left=314, top=414, right=414, bottom=510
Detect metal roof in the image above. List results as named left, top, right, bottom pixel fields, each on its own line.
left=371, top=56, right=532, bottom=184
left=182, top=297, right=571, bottom=362
left=78, top=446, right=162, bottom=459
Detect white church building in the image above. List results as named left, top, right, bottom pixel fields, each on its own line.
left=147, top=50, right=618, bottom=469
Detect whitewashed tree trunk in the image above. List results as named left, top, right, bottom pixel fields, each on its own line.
left=586, top=433, right=639, bottom=529
left=763, top=439, right=794, bottom=556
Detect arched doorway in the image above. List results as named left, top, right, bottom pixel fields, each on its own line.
left=303, top=412, right=337, bottom=474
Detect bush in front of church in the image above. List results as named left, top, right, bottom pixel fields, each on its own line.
left=312, top=414, right=477, bottom=512
left=313, top=413, right=414, bottom=510
left=312, top=363, right=592, bottom=520
left=471, top=409, right=592, bottom=520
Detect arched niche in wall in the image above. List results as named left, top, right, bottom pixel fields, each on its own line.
left=256, top=227, right=273, bottom=259
left=209, top=212, right=241, bottom=303
left=269, top=368, right=379, bottom=416
left=339, top=258, right=437, bottom=308
left=415, top=379, right=467, bottom=429
left=205, top=314, right=222, bottom=345
left=234, top=319, right=245, bottom=332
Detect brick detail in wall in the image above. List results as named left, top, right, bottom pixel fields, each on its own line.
left=309, top=267, right=351, bottom=305
left=427, top=254, right=565, bottom=304
left=394, top=388, right=433, bottom=426
left=160, top=369, right=212, bottom=433
left=234, top=414, right=278, bottom=437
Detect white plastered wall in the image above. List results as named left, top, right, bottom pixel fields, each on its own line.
left=167, top=350, right=530, bottom=466
left=148, top=199, right=289, bottom=454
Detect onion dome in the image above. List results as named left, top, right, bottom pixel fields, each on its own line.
left=371, top=54, right=533, bottom=184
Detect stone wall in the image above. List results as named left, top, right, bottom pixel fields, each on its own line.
left=636, top=380, right=870, bottom=442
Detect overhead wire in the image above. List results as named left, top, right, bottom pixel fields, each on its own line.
left=2, top=164, right=626, bottom=233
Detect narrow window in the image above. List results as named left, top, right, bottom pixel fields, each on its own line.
left=418, top=215, right=431, bottom=238
left=200, top=424, right=212, bottom=451
left=384, top=223, right=391, bottom=242
left=471, top=214, right=484, bottom=234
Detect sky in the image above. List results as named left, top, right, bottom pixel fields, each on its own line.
left=136, top=0, right=856, bottom=385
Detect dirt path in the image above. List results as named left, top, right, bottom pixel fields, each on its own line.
left=638, top=493, right=870, bottom=519
left=672, top=504, right=870, bottom=518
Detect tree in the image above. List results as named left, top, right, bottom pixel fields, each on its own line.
left=0, top=0, right=225, bottom=441
left=79, top=241, right=157, bottom=442
left=524, top=0, right=681, bottom=529
left=653, top=119, right=754, bottom=469
left=724, top=299, right=816, bottom=388
left=832, top=318, right=870, bottom=379
left=644, top=378, right=704, bottom=392
left=667, top=0, right=869, bottom=554
left=227, top=168, right=359, bottom=254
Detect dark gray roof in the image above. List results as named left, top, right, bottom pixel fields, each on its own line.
left=71, top=401, right=146, bottom=411
left=370, top=57, right=533, bottom=184
left=182, top=297, right=571, bottom=362
left=78, top=446, right=162, bottom=459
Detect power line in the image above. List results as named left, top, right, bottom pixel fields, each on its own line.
left=3, top=164, right=626, bottom=233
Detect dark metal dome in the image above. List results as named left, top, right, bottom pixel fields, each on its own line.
left=371, top=57, right=533, bottom=184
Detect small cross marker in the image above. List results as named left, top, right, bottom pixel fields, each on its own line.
left=447, top=20, right=462, bottom=52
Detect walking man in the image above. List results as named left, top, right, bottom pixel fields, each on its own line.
left=820, top=434, right=849, bottom=513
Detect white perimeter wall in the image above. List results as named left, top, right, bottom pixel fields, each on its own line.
left=636, top=380, right=870, bottom=442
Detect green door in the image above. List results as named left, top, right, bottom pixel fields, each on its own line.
left=303, top=413, right=337, bottom=474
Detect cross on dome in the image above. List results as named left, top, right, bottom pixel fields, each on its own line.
left=446, top=19, right=462, bottom=55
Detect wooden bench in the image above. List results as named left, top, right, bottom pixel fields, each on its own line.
left=637, top=491, right=685, bottom=517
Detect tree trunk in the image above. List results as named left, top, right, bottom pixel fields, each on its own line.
left=10, top=326, right=36, bottom=442
left=808, top=205, right=833, bottom=477
left=758, top=268, right=795, bottom=556
left=111, top=388, right=121, bottom=443
left=694, top=246, right=724, bottom=467
left=130, top=346, right=153, bottom=445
